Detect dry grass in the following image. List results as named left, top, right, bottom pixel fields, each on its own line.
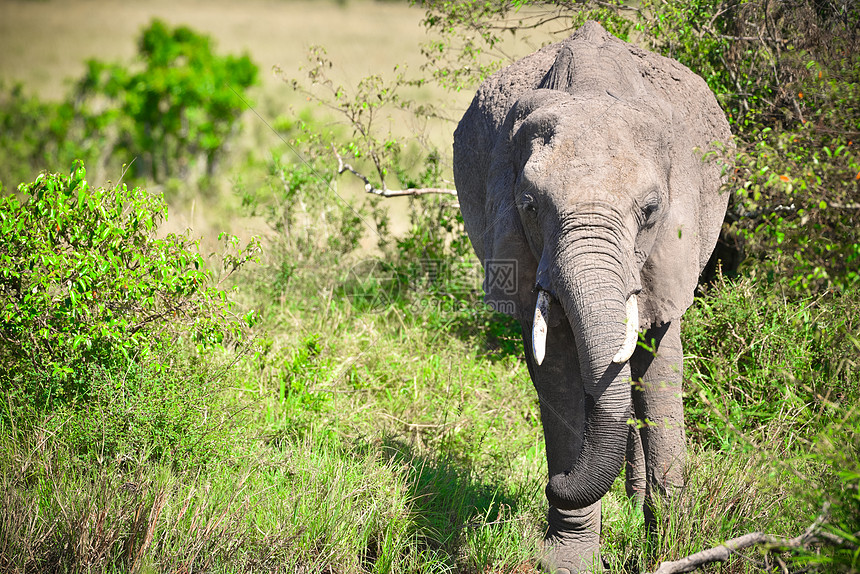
left=0, top=0, right=432, bottom=100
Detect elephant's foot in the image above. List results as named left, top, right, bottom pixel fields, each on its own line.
left=540, top=537, right=602, bottom=574
left=539, top=504, right=603, bottom=574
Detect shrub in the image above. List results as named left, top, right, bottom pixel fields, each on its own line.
left=729, top=67, right=860, bottom=292
left=0, top=161, right=255, bottom=418
left=77, top=19, right=258, bottom=182
left=683, top=275, right=859, bottom=450
left=1, top=21, right=258, bottom=190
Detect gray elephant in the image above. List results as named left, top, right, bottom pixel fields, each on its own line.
left=453, top=22, right=731, bottom=573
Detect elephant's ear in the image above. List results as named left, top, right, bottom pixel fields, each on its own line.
left=481, top=183, right=539, bottom=323
left=638, top=109, right=730, bottom=327
left=479, top=91, right=572, bottom=324
left=454, top=95, right=535, bottom=323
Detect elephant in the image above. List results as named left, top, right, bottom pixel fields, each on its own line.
left=453, top=21, right=732, bottom=573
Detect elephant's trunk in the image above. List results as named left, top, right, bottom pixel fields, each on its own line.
left=532, top=291, right=637, bottom=366
left=544, top=237, right=634, bottom=510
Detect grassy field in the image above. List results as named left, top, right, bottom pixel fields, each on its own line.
left=0, top=0, right=438, bottom=99
left=3, top=203, right=856, bottom=572
left=1, top=1, right=858, bottom=573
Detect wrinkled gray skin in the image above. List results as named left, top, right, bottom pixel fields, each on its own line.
left=453, top=22, right=731, bottom=573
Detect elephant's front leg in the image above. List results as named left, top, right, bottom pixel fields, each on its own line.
left=630, top=320, right=685, bottom=528
left=521, top=320, right=603, bottom=574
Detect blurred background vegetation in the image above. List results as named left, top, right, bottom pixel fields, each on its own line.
left=0, top=0, right=857, bottom=572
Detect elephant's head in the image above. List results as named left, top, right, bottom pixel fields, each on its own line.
left=478, top=80, right=721, bottom=509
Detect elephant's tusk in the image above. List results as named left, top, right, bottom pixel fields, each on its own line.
left=612, top=295, right=639, bottom=363
left=532, top=290, right=551, bottom=366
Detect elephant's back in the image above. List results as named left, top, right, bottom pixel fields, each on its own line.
left=624, top=43, right=733, bottom=269
left=627, top=44, right=732, bottom=153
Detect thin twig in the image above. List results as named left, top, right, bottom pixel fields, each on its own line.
left=332, top=146, right=457, bottom=198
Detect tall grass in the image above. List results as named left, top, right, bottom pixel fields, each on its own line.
left=2, top=2, right=858, bottom=570
left=4, top=180, right=858, bottom=571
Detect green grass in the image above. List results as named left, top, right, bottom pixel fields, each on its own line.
left=2, top=3, right=858, bottom=569
left=3, top=212, right=859, bottom=572
left=1, top=397, right=542, bottom=573
left=0, top=429, right=426, bottom=573
left=683, top=276, right=859, bottom=451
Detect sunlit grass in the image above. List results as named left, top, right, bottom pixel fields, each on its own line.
left=3, top=246, right=858, bottom=572
left=1, top=3, right=858, bottom=571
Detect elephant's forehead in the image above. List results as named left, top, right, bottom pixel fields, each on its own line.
left=526, top=130, right=657, bottom=203
left=545, top=98, right=661, bottom=144
left=544, top=119, right=647, bottom=165
left=552, top=154, right=647, bottom=201
left=552, top=112, right=634, bottom=149
left=516, top=97, right=665, bottom=202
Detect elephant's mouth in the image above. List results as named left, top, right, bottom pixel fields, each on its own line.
left=531, top=290, right=639, bottom=366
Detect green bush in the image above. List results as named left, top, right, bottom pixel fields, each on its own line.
left=0, top=83, right=98, bottom=189
left=683, top=275, right=859, bottom=450
left=729, top=68, right=860, bottom=292
left=79, top=19, right=258, bottom=182
left=0, top=162, right=253, bottom=417
left=0, top=21, right=257, bottom=190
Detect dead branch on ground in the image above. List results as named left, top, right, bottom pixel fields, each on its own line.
left=649, top=503, right=858, bottom=573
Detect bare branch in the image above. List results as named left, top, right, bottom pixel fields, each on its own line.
left=479, top=1, right=641, bottom=35
left=649, top=503, right=853, bottom=574
left=332, top=146, right=457, bottom=198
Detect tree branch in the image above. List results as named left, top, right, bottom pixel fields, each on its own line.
left=479, top=1, right=641, bottom=35
left=649, top=503, right=854, bottom=574
left=332, top=146, right=458, bottom=198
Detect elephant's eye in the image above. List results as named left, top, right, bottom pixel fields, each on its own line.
left=641, top=192, right=660, bottom=222
left=520, top=194, right=537, bottom=214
